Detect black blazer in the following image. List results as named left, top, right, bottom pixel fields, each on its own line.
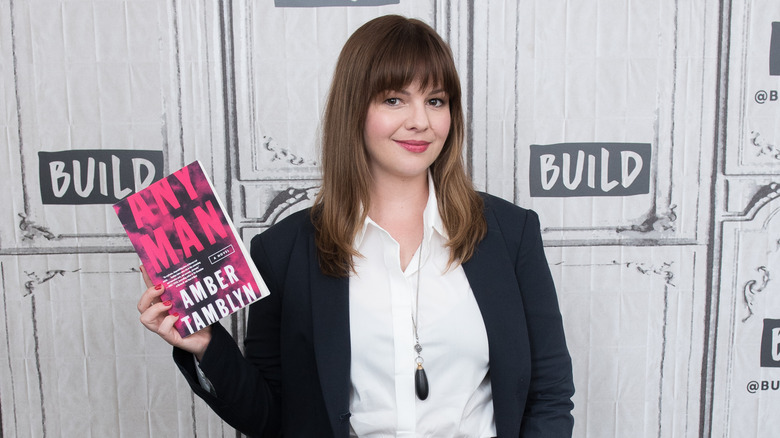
left=174, top=193, right=574, bottom=437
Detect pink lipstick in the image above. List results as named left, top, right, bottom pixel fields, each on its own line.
left=395, top=140, right=430, bottom=153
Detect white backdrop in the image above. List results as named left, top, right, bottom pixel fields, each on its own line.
left=1, top=0, right=779, bottom=436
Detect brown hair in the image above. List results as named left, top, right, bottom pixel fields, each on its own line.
left=313, top=14, right=486, bottom=277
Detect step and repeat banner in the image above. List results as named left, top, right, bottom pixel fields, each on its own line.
left=1, top=0, right=779, bottom=436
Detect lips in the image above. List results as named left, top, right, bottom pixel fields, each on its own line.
left=395, top=140, right=431, bottom=153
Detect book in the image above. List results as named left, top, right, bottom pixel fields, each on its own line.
left=113, top=160, right=270, bottom=337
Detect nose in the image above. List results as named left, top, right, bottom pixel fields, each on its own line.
left=404, top=101, right=430, bottom=131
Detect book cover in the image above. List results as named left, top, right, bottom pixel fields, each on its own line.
left=113, top=160, right=270, bottom=337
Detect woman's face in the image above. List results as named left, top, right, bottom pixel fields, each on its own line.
left=363, top=80, right=451, bottom=185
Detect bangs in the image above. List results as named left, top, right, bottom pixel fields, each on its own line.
left=366, top=21, right=460, bottom=99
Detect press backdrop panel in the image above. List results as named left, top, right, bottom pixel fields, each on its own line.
left=1, top=0, right=779, bottom=437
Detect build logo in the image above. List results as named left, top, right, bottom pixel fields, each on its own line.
left=275, top=0, right=398, bottom=6
left=529, top=143, right=651, bottom=197
left=761, top=319, right=780, bottom=367
left=772, top=22, right=780, bottom=76
left=38, top=150, right=163, bottom=205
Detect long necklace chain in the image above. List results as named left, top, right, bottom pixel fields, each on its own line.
left=411, top=245, right=429, bottom=400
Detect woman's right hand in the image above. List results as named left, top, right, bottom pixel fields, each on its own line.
left=137, top=265, right=212, bottom=360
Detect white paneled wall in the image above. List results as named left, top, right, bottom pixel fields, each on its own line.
left=1, top=1, right=779, bottom=436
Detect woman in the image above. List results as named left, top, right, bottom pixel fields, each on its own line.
left=138, top=15, right=574, bottom=437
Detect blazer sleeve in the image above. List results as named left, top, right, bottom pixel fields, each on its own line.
left=171, top=231, right=284, bottom=437
left=514, top=209, right=575, bottom=436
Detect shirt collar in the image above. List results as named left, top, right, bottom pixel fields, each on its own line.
left=353, top=172, right=448, bottom=250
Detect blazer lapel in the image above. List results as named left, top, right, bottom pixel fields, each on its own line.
left=308, top=236, right=352, bottom=438
left=462, top=209, right=527, bottom=437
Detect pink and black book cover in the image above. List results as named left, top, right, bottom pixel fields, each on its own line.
left=113, top=161, right=269, bottom=337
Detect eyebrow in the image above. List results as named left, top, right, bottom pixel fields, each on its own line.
left=390, top=87, right=447, bottom=96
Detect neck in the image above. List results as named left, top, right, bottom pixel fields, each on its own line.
left=367, top=171, right=430, bottom=271
left=367, top=172, right=429, bottom=223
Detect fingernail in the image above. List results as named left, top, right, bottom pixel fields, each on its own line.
left=163, top=300, right=172, bottom=306
left=155, top=285, right=163, bottom=290
left=171, top=312, right=179, bottom=317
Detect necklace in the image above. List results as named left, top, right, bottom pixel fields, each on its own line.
left=412, top=247, right=429, bottom=400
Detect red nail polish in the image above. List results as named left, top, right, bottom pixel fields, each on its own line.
left=163, top=300, right=172, bottom=306
left=171, top=312, right=179, bottom=317
left=155, top=285, right=163, bottom=290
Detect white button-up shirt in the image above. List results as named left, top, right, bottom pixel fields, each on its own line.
left=348, top=178, right=496, bottom=437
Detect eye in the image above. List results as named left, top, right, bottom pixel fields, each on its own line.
left=428, top=97, right=447, bottom=107
left=384, top=97, right=401, bottom=106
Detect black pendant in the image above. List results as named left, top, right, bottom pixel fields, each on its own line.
left=415, top=364, right=429, bottom=400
